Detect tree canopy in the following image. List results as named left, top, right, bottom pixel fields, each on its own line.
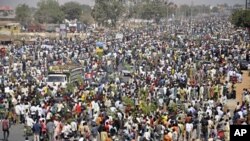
left=15, top=4, right=32, bottom=25
left=231, top=9, right=250, bottom=28
left=92, top=0, right=124, bottom=27
left=79, top=4, right=94, bottom=25
left=34, top=0, right=65, bottom=24
left=61, top=2, right=82, bottom=20
left=124, top=0, right=176, bottom=23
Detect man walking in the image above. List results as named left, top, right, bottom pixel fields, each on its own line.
left=2, top=116, right=10, bottom=141
left=46, top=119, right=55, bottom=141
left=32, top=120, right=41, bottom=141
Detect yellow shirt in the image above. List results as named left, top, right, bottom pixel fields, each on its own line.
left=81, top=94, right=85, bottom=101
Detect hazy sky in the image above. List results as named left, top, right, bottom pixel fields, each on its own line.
left=0, top=0, right=245, bottom=8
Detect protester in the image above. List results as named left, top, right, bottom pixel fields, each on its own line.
left=2, top=116, right=10, bottom=141
left=0, top=13, right=249, bottom=141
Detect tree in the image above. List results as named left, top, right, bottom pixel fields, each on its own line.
left=179, top=4, right=191, bottom=17
left=34, top=0, right=64, bottom=24
left=231, top=9, right=250, bottom=28
left=15, top=4, right=32, bottom=25
left=91, top=0, right=107, bottom=26
left=211, top=6, right=219, bottom=13
left=79, top=4, right=94, bottom=25
left=80, top=13, right=94, bottom=25
left=92, top=0, right=124, bottom=27
left=61, top=2, right=82, bottom=20
left=136, top=0, right=174, bottom=23
left=106, top=0, right=125, bottom=27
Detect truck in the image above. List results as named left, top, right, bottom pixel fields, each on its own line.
left=46, top=64, right=83, bottom=88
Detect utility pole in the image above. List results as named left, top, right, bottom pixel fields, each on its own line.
left=246, top=0, right=248, bottom=9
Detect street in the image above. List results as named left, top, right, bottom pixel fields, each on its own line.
left=0, top=123, right=26, bottom=141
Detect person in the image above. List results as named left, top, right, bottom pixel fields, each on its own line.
left=40, top=120, right=47, bottom=141
left=78, top=134, right=84, bottom=141
left=163, top=130, right=172, bottom=141
left=46, top=119, right=55, bottom=141
left=32, top=120, right=41, bottom=141
left=105, top=134, right=112, bottom=141
left=2, top=116, right=10, bottom=141
left=185, top=121, right=193, bottom=141
left=25, top=136, right=29, bottom=141
left=201, top=117, right=208, bottom=141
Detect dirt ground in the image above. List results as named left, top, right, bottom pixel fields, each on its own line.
left=226, top=70, right=250, bottom=110
left=236, top=71, right=250, bottom=101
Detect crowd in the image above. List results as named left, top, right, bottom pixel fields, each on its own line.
left=0, top=14, right=250, bottom=141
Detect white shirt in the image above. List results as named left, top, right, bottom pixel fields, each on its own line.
left=15, top=104, right=21, bottom=115
left=37, top=106, right=43, bottom=117
left=185, top=123, right=193, bottom=132
left=30, top=106, right=37, bottom=115
left=12, top=97, right=17, bottom=105
left=26, top=117, right=35, bottom=127
left=79, top=137, right=84, bottom=141
left=57, top=103, right=64, bottom=112
left=62, top=124, right=71, bottom=136
left=70, top=121, right=77, bottom=132
left=238, top=111, right=243, bottom=119
left=206, top=109, right=212, bottom=117
left=215, top=115, right=220, bottom=122
left=143, top=131, right=151, bottom=140
left=46, top=112, right=52, bottom=120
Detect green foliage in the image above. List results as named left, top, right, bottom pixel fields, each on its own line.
left=81, top=4, right=92, bottom=14
left=66, top=83, right=74, bottom=93
left=92, top=0, right=124, bottom=27
left=35, top=0, right=65, bottom=23
left=139, top=88, right=148, bottom=99
left=132, top=0, right=176, bottom=23
left=61, top=2, right=82, bottom=20
left=211, top=6, right=219, bottom=13
left=77, top=75, right=83, bottom=85
left=122, top=96, right=134, bottom=106
left=140, top=101, right=157, bottom=115
left=168, top=101, right=177, bottom=113
left=179, top=4, right=192, bottom=17
left=80, top=4, right=94, bottom=25
left=47, top=88, right=52, bottom=95
left=15, top=4, right=32, bottom=25
left=231, top=9, right=250, bottom=28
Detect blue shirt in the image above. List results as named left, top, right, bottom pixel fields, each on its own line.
left=33, top=123, right=41, bottom=134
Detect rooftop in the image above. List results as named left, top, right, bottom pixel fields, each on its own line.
left=0, top=6, right=13, bottom=11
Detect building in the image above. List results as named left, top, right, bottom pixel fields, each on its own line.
left=0, top=21, right=21, bottom=35
left=27, top=23, right=45, bottom=32
left=0, top=34, right=12, bottom=45
left=0, top=6, right=14, bottom=16
left=0, top=6, right=15, bottom=21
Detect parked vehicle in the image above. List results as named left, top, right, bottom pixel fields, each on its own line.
left=46, top=64, right=83, bottom=88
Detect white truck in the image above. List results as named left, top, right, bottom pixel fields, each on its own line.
left=46, top=64, right=83, bottom=88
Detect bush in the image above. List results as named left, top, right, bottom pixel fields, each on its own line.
left=122, top=96, right=134, bottom=107
left=140, top=101, right=157, bottom=115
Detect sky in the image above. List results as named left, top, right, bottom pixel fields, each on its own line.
left=0, top=0, right=245, bottom=8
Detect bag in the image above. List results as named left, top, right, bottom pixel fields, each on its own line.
left=2, top=120, right=9, bottom=130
